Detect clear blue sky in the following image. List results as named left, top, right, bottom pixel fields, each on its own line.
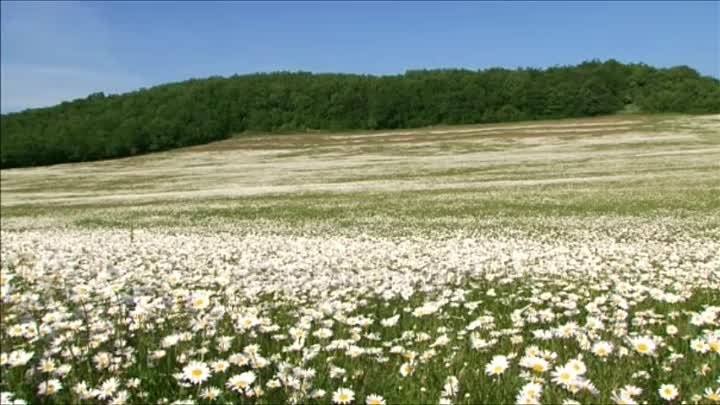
left=1, top=1, right=718, bottom=112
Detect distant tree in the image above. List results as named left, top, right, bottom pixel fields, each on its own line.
left=1, top=61, right=718, bottom=168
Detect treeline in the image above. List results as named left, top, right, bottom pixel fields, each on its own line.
left=2, top=59, right=719, bottom=168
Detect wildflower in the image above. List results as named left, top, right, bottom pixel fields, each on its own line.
left=658, top=384, right=678, bottom=401
left=399, top=362, right=414, bottom=377
left=200, top=387, right=221, bottom=401
left=551, top=365, right=577, bottom=387
left=0, top=392, right=27, bottom=405
left=557, top=322, right=578, bottom=338
left=697, top=363, right=712, bottom=376
left=237, top=314, right=260, bottom=330
left=37, top=380, right=62, bottom=396
left=228, top=353, right=249, bottom=367
left=485, top=355, right=509, bottom=376
left=381, top=315, right=400, bottom=327
left=38, top=358, right=56, bottom=373
left=709, top=337, right=720, bottom=353
left=161, top=335, right=181, bottom=348
left=592, top=341, right=613, bottom=358
left=311, top=389, right=327, bottom=399
left=431, top=334, right=450, bottom=347
left=94, top=352, right=112, bottom=369
left=366, top=394, right=386, bottom=405
left=520, top=355, right=550, bottom=373
left=704, top=387, right=720, bottom=402
left=73, top=381, right=93, bottom=399
left=243, top=344, right=260, bottom=356
left=629, top=336, right=656, bottom=355
left=329, top=366, right=347, bottom=379
left=333, top=388, right=355, bottom=404
left=210, top=360, right=229, bottom=373
left=622, top=385, right=642, bottom=397
left=470, top=334, right=497, bottom=351
left=566, top=359, right=586, bottom=376
left=442, top=376, right=459, bottom=397
left=585, top=317, right=604, bottom=330
left=347, top=345, right=364, bottom=358
left=691, top=338, right=710, bottom=353
left=522, top=381, right=543, bottom=397
left=54, top=364, right=72, bottom=377
left=183, top=361, right=211, bottom=384
left=95, top=377, right=120, bottom=400
left=227, top=371, right=256, bottom=392
left=314, top=328, right=333, bottom=339
left=611, top=390, right=637, bottom=405
left=7, top=350, right=31, bottom=367
left=189, top=292, right=210, bottom=310
left=517, top=382, right=543, bottom=404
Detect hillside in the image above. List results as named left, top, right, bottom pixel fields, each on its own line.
left=1, top=59, right=719, bottom=169
left=2, top=113, right=718, bottom=213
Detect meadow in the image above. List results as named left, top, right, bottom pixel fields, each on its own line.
left=1, top=114, right=719, bottom=405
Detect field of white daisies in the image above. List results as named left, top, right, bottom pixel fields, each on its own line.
left=1, top=114, right=719, bottom=405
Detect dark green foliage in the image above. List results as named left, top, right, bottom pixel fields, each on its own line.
left=1, top=60, right=718, bottom=168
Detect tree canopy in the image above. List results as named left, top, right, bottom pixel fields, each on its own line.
left=1, top=59, right=718, bottom=168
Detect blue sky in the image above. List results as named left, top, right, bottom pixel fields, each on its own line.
left=1, top=1, right=718, bottom=113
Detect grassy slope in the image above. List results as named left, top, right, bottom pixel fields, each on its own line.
left=1, top=113, right=718, bottom=235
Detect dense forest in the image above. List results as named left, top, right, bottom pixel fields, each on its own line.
left=1, top=59, right=719, bottom=168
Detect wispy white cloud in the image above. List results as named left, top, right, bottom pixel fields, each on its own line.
left=1, top=1, right=147, bottom=113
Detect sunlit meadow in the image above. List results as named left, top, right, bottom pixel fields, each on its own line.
left=1, top=115, right=719, bottom=405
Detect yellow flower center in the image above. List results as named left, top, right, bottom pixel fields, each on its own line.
left=636, top=343, right=648, bottom=353
left=192, top=369, right=203, bottom=378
